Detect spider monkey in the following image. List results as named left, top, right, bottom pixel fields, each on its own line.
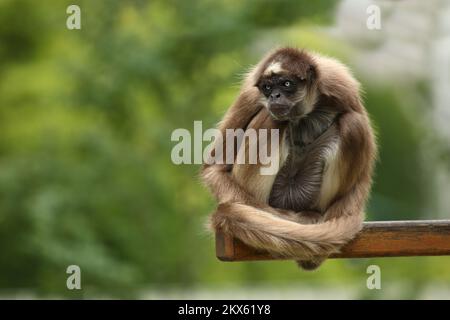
left=201, top=48, right=377, bottom=270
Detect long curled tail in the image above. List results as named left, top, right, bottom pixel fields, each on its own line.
left=210, top=202, right=364, bottom=261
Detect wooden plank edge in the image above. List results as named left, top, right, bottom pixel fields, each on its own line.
left=215, top=220, right=450, bottom=261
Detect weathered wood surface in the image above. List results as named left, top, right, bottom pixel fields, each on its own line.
left=215, top=220, right=450, bottom=261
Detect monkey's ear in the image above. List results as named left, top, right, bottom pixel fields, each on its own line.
left=306, top=64, right=317, bottom=84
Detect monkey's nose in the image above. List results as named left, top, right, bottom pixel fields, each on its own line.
left=270, top=92, right=281, bottom=100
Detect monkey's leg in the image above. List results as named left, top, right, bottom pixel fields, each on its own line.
left=201, top=164, right=266, bottom=207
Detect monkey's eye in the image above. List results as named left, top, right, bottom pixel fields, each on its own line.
left=283, top=80, right=292, bottom=87
left=264, top=84, right=272, bottom=91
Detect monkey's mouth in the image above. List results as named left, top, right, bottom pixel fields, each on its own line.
left=268, top=104, right=292, bottom=120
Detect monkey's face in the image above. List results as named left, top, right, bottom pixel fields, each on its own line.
left=256, top=74, right=310, bottom=121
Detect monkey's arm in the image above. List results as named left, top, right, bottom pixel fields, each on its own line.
left=323, top=111, right=376, bottom=221
left=200, top=89, right=265, bottom=206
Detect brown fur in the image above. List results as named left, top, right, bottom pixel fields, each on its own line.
left=201, top=48, right=377, bottom=270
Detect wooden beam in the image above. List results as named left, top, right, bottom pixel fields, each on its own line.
left=215, top=220, right=450, bottom=261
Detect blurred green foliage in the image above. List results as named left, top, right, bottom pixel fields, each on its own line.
left=0, top=0, right=447, bottom=298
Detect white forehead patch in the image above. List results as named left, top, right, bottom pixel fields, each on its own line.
left=264, top=61, right=284, bottom=75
